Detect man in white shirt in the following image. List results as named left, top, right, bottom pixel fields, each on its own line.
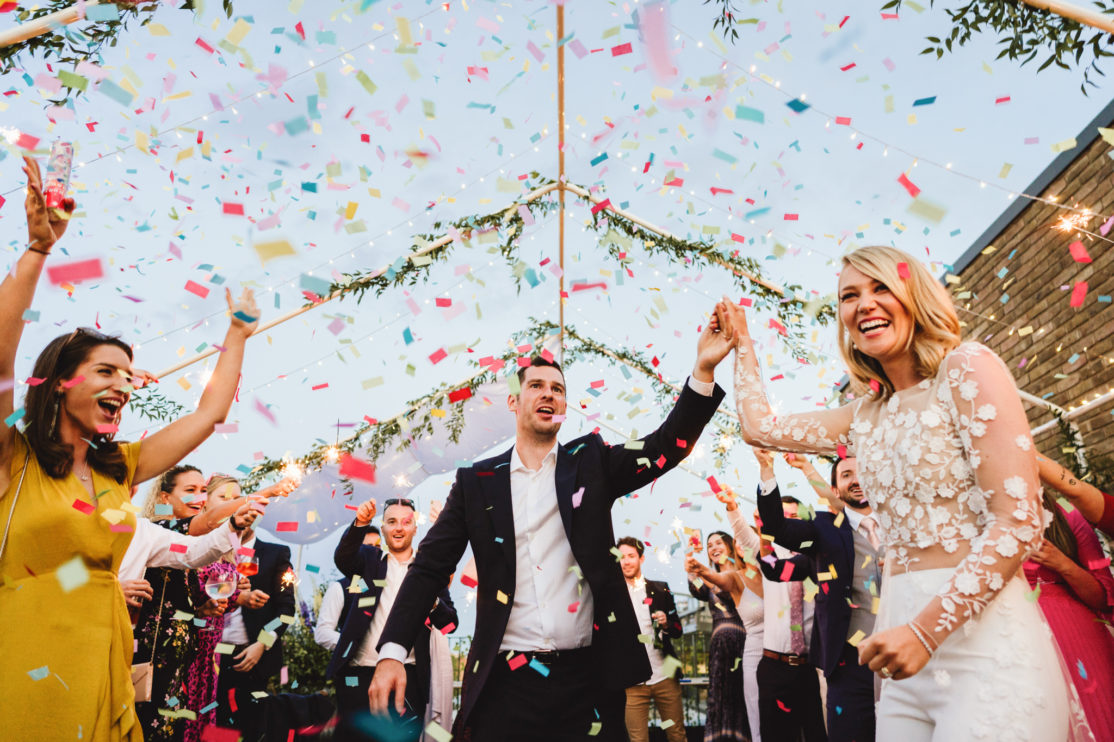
left=329, top=500, right=456, bottom=742
left=370, top=312, right=733, bottom=741
left=618, top=537, right=686, bottom=742
left=314, top=526, right=380, bottom=652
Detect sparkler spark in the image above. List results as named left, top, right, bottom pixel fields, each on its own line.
left=1055, top=209, right=1093, bottom=233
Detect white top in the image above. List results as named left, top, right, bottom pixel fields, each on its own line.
left=315, top=580, right=344, bottom=651
left=354, top=551, right=415, bottom=666
left=627, top=577, right=666, bottom=685
left=499, top=439, right=594, bottom=651
left=221, top=534, right=255, bottom=646
left=117, top=517, right=240, bottom=583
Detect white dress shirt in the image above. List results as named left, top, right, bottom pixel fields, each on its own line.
left=221, top=534, right=255, bottom=646
left=315, top=581, right=344, bottom=651
left=354, top=552, right=415, bottom=666
left=753, top=478, right=814, bottom=654
left=118, top=517, right=240, bottom=583
left=627, top=577, right=666, bottom=685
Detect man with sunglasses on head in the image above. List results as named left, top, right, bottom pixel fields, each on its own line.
left=370, top=309, right=733, bottom=741
left=329, top=497, right=457, bottom=742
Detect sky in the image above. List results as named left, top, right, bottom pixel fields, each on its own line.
left=2, top=0, right=1111, bottom=626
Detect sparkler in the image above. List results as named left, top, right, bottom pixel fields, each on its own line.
left=280, top=568, right=298, bottom=590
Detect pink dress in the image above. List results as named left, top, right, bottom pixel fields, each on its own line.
left=185, top=561, right=241, bottom=742
left=1024, top=507, right=1114, bottom=739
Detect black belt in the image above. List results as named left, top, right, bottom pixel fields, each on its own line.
left=763, top=648, right=809, bottom=667
left=507, top=647, right=591, bottom=665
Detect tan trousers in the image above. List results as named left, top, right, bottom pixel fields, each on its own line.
left=625, top=677, right=686, bottom=742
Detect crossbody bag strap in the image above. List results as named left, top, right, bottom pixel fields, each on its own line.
left=0, top=450, right=32, bottom=562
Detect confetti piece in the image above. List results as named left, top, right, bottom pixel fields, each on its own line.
left=72, top=499, right=95, bottom=515
left=448, top=387, right=473, bottom=404
left=4, top=408, right=25, bottom=427
left=912, top=96, right=936, bottom=107
left=897, top=173, right=921, bottom=198
left=184, top=280, right=210, bottom=299
left=338, top=453, right=376, bottom=482
left=528, top=658, right=550, bottom=676
left=1070, top=281, right=1088, bottom=308
left=274, top=522, right=299, bottom=532
left=1068, top=241, right=1092, bottom=263
left=46, top=258, right=103, bottom=286
left=897, top=262, right=911, bottom=279
left=56, top=556, right=89, bottom=592
left=611, top=42, right=633, bottom=56
left=507, top=653, right=527, bottom=670
left=169, top=543, right=188, bottom=554
left=423, top=721, right=453, bottom=742
left=252, top=240, right=296, bottom=265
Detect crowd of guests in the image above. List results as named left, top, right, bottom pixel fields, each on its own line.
left=4, top=152, right=1114, bottom=742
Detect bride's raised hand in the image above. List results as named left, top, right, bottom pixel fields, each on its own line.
left=718, top=297, right=752, bottom=347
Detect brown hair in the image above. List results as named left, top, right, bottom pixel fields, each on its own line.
left=1042, top=492, right=1080, bottom=565
left=838, top=246, right=962, bottom=400
left=24, top=328, right=134, bottom=482
left=617, top=536, right=645, bottom=557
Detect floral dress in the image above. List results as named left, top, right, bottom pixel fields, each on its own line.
left=134, top=517, right=208, bottom=741
left=184, top=560, right=241, bottom=742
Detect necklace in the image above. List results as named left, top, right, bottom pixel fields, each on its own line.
left=77, top=461, right=90, bottom=481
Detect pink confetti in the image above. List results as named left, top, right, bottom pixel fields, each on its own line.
left=184, top=280, right=210, bottom=299
left=46, top=258, right=103, bottom=286
left=526, top=40, right=545, bottom=62
left=897, top=173, right=921, bottom=198
left=1070, top=281, right=1088, bottom=307
left=507, top=654, right=528, bottom=670
left=222, top=202, right=244, bottom=216
left=338, top=453, right=376, bottom=482
left=572, top=487, right=585, bottom=508
left=1069, top=241, right=1092, bottom=263
left=897, top=262, right=911, bottom=279
left=611, top=42, right=633, bottom=56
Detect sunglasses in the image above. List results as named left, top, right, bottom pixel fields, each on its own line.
left=384, top=498, right=416, bottom=511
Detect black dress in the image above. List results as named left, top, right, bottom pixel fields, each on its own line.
left=134, top=517, right=207, bottom=741
left=690, top=577, right=750, bottom=742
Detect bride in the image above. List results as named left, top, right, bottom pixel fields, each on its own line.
left=719, top=245, right=1085, bottom=741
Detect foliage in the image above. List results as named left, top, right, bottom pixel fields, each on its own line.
left=704, top=0, right=743, bottom=43
left=0, top=1, right=233, bottom=106
left=126, top=386, right=185, bottom=423
left=1053, top=408, right=1114, bottom=490
left=882, top=0, right=1114, bottom=94
left=268, top=585, right=333, bottom=696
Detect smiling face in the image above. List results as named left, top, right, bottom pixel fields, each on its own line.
left=618, top=544, right=644, bottom=580
left=201, top=481, right=242, bottom=513
left=160, top=469, right=208, bottom=519
left=838, top=264, right=915, bottom=367
left=832, top=457, right=869, bottom=510
left=56, top=344, right=134, bottom=441
left=508, top=365, right=567, bottom=441
left=382, top=503, right=417, bottom=555
left=707, top=533, right=732, bottom=569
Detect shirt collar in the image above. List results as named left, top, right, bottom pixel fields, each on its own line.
left=510, top=440, right=560, bottom=473
left=843, top=507, right=870, bottom=532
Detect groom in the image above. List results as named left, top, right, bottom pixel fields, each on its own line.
left=369, top=312, right=733, bottom=740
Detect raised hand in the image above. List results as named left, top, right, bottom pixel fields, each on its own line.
left=23, top=155, right=75, bottom=252
left=718, top=297, right=752, bottom=348
left=752, top=448, right=774, bottom=470
left=226, top=287, right=259, bottom=337
left=231, top=501, right=260, bottom=531
left=694, top=302, right=736, bottom=382
left=355, top=499, right=377, bottom=527
left=783, top=452, right=810, bottom=471
left=715, top=485, right=738, bottom=512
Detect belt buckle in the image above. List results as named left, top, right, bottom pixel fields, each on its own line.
left=787, top=654, right=804, bottom=667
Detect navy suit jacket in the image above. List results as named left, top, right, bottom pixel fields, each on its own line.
left=241, top=538, right=297, bottom=679
left=757, top=484, right=859, bottom=677
left=377, top=381, right=725, bottom=728
left=327, top=526, right=458, bottom=704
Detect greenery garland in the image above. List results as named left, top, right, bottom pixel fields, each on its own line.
left=2, top=1, right=232, bottom=106
left=241, top=317, right=743, bottom=491
left=126, top=385, right=185, bottom=423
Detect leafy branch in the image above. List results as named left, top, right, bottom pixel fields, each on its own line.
left=126, top=385, right=185, bottom=423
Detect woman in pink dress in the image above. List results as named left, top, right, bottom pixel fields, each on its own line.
left=1024, top=490, right=1114, bottom=739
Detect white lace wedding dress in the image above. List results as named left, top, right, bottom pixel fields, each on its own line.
left=733, top=341, right=1091, bottom=741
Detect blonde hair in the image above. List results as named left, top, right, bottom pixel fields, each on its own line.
left=140, top=464, right=202, bottom=521
left=205, top=474, right=241, bottom=506
left=837, top=245, right=961, bottom=400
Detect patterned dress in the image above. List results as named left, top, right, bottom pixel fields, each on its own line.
left=134, top=517, right=207, bottom=741
left=184, top=560, right=241, bottom=742
left=689, top=578, right=749, bottom=742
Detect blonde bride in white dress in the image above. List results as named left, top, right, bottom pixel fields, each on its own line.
left=719, top=245, right=1089, bottom=742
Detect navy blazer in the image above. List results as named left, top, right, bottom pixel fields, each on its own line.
left=757, top=484, right=859, bottom=677
left=377, top=381, right=725, bottom=729
left=241, top=538, right=297, bottom=679
left=327, top=526, right=458, bottom=699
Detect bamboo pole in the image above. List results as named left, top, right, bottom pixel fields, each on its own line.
left=1018, top=0, right=1114, bottom=35
left=556, top=4, right=567, bottom=363
left=0, top=0, right=102, bottom=48
left=154, top=182, right=560, bottom=379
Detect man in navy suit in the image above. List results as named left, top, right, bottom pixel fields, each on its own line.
left=329, top=498, right=457, bottom=742
left=369, top=314, right=733, bottom=741
left=758, top=454, right=882, bottom=742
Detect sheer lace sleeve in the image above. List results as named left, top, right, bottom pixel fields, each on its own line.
left=733, top=342, right=856, bottom=454
left=915, top=344, right=1044, bottom=641
left=727, top=507, right=762, bottom=557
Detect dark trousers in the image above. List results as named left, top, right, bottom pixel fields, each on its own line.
left=335, top=663, right=425, bottom=742
left=757, top=655, right=827, bottom=742
left=825, top=644, right=876, bottom=742
left=216, top=649, right=272, bottom=742
left=464, top=648, right=628, bottom=742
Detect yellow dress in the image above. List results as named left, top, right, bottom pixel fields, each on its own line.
left=0, top=434, right=143, bottom=742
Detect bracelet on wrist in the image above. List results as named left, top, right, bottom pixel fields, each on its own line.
left=27, top=244, right=51, bottom=256
left=907, top=621, right=937, bottom=656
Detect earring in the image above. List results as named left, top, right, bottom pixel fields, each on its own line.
left=48, top=395, right=60, bottom=439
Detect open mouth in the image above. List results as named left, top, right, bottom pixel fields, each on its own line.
left=536, top=405, right=556, bottom=417
left=97, top=397, right=124, bottom=420
left=858, top=318, right=890, bottom=336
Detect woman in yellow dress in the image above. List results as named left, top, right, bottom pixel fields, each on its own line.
left=0, top=156, right=260, bottom=741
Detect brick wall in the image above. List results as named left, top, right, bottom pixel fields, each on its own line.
left=948, top=128, right=1114, bottom=477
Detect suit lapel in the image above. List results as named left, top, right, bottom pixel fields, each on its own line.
left=555, top=445, right=577, bottom=546
left=481, top=447, right=516, bottom=572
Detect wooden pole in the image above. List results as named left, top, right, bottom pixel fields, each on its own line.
left=556, top=3, right=567, bottom=362
left=1017, top=0, right=1114, bottom=35
left=0, top=0, right=102, bottom=48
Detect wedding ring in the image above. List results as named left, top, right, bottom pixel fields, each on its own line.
left=879, top=667, right=893, bottom=679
